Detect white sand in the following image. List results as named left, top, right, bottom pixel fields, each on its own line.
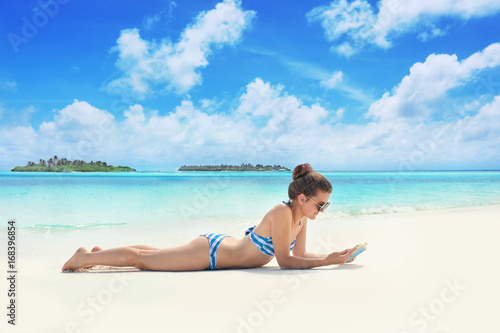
left=1, top=205, right=499, bottom=333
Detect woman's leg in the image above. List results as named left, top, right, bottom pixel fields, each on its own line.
left=84, top=245, right=158, bottom=268
left=128, top=245, right=159, bottom=250
left=91, top=245, right=159, bottom=252
left=62, top=236, right=210, bottom=272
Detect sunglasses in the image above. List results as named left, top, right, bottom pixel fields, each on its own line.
left=306, top=196, right=331, bottom=212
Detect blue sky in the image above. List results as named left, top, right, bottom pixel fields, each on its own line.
left=1, top=0, right=499, bottom=171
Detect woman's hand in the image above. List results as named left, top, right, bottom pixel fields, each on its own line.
left=324, top=248, right=358, bottom=265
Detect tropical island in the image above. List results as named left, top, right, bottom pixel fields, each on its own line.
left=178, top=163, right=291, bottom=172
left=12, top=156, right=136, bottom=172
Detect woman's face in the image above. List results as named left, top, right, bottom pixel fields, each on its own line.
left=300, top=190, right=331, bottom=220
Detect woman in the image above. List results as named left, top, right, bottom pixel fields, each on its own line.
left=62, top=163, right=358, bottom=272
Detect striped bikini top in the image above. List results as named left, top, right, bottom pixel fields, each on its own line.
left=244, top=201, right=301, bottom=257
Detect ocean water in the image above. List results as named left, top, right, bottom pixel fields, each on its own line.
left=1, top=171, right=499, bottom=233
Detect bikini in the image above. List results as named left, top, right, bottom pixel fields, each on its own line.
left=201, top=233, right=228, bottom=270
left=201, top=201, right=300, bottom=270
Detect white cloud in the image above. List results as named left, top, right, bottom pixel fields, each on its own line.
left=143, top=14, right=161, bottom=30
left=320, top=71, right=343, bottom=89
left=417, top=24, right=448, bottom=42
left=38, top=100, right=117, bottom=156
left=236, top=78, right=330, bottom=129
left=143, top=1, right=177, bottom=30
left=366, top=42, right=500, bottom=121
left=0, top=104, right=36, bottom=124
left=335, top=107, right=345, bottom=121
left=0, top=79, right=335, bottom=169
left=54, top=100, right=115, bottom=128
left=243, top=47, right=376, bottom=105
left=2, top=78, right=500, bottom=170
left=123, top=104, right=146, bottom=130
left=236, top=79, right=284, bottom=117
left=0, top=80, right=17, bottom=92
left=455, top=95, right=500, bottom=142
left=199, top=98, right=216, bottom=109
left=307, top=0, right=382, bottom=56
left=308, top=0, right=500, bottom=56
left=17, top=97, right=253, bottom=168
left=106, top=0, right=255, bottom=99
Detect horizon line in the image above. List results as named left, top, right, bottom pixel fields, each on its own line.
left=2, top=168, right=500, bottom=173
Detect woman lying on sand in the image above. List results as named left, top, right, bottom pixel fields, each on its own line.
left=62, top=163, right=357, bottom=272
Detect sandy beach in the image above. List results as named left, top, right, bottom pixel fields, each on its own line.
left=3, top=0, right=500, bottom=332
left=1, top=205, right=499, bottom=333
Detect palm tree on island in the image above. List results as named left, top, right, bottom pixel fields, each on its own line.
left=178, top=163, right=291, bottom=172
left=12, top=157, right=136, bottom=173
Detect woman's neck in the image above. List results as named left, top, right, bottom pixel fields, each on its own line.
left=289, top=200, right=304, bottom=223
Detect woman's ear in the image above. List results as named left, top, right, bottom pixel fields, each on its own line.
left=297, top=193, right=306, bottom=205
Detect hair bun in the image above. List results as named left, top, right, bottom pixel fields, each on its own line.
left=292, top=163, right=314, bottom=180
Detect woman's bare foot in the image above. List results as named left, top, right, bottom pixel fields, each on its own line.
left=62, top=247, right=89, bottom=272
left=80, top=246, right=104, bottom=269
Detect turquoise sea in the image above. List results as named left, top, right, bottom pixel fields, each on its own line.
left=1, top=170, right=500, bottom=234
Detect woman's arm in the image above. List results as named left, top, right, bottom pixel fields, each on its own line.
left=277, top=249, right=356, bottom=269
left=301, top=252, right=327, bottom=259
left=270, top=210, right=355, bottom=269
left=291, top=219, right=328, bottom=259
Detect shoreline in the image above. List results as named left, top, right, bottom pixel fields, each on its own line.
left=10, top=202, right=500, bottom=234
left=1, top=204, right=498, bottom=332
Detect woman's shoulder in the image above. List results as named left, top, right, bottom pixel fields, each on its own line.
left=266, top=202, right=293, bottom=221
left=256, top=202, right=293, bottom=235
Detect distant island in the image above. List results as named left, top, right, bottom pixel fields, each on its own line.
left=12, top=156, right=136, bottom=172
left=178, top=163, right=290, bottom=172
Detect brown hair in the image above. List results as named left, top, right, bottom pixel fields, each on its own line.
left=288, top=163, right=332, bottom=200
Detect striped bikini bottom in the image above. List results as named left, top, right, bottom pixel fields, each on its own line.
left=200, top=233, right=229, bottom=270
